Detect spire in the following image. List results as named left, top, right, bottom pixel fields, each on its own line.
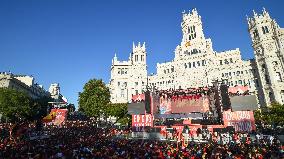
left=132, top=41, right=135, bottom=50
left=142, top=42, right=146, bottom=49
left=253, top=10, right=257, bottom=17
left=262, top=7, right=270, bottom=17
left=113, top=53, right=117, bottom=61
left=262, top=7, right=266, bottom=14
left=138, top=42, right=141, bottom=48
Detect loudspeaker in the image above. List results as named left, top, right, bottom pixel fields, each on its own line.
left=191, top=119, right=202, bottom=124
left=220, top=84, right=231, bottom=110
left=145, top=91, right=151, bottom=114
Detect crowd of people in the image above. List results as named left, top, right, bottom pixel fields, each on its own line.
left=0, top=120, right=283, bottom=159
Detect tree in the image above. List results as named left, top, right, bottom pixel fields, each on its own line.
left=105, top=103, right=131, bottom=125
left=28, top=96, right=51, bottom=121
left=78, top=79, right=110, bottom=118
left=0, top=88, right=32, bottom=123
left=254, top=102, right=284, bottom=128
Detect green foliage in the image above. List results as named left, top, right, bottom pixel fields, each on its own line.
left=105, top=103, right=131, bottom=125
left=29, top=96, right=51, bottom=121
left=254, top=102, right=284, bottom=127
left=0, top=88, right=32, bottom=122
left=78, top=79, right=110, bottom=117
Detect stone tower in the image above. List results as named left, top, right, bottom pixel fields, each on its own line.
left=248, top=8, right=284, bottom=106
left=109, top=42, right=147, bottom=103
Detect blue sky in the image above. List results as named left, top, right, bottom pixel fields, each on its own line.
left=0, top=0, right=283, bottom=107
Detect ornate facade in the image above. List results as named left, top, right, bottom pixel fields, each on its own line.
left=248, top=8, right=284, bottom=106
left=109, top=8, right=283, bottom=107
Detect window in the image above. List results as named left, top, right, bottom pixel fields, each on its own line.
left=224, top=59, right=229, bottom=64
left=253, top=29, right=259, bottom=38
left=124, top=82, right=127, bottom=87
left=118, top=82, right=120, bottom=86
left=262, top=26, right=269, bottom=34
left=197, top=61, right=200, bottom=67
left=142, top=81, right=145, bottom=85
left=220, top=60, right=223, bottom=65
left=188, top=25, right=197, bottom=40
left=281, top=90, right=284, bottom=104
left=230, top=58, right=233, bottom=63
left=276, top=72, right=282, bottom=82
left=265, top=75, right=270, bottom=84
left=237, top=71, right=240, bottom=76
left=188, top=62, right=191, bottom=68
left=171, top=67, right=174, bottom=72
left=121, top=89, right=124, bottom=97
left=141, top=55, right=144, bottom=61
left=184, top=63, right=187, bottom=69
left=273, top=61, right=278, bottom=65
left=118, top=68, right=121, bottom=74
left=229, top=72, right=231, bottom=76
left=238, top=80, right=242, bottom=85
left=222, top=73, right=224, bottom=77
left=135, top=55, right=138, bottom=62
left=135, top=90, right=138, bottom=95
left=167, top=69, right=170, bottom=73
left=121, top=68, right=124, bottom=75
left=135, top=82, right=138, bottom=86
left=193, top=62, right=195, bottom=67
left=269, top=92, right=274, bottom=103
left=125, top=69, right=128, bottom=74
left=255, top=79, right=259, bottom=87
left=225, top=73, right=228, bottom=77
left=164, top=70, right=166, bottom=74
left=262, top=64, right=266, bottom=70
left=202, top=60, right=206, bottom=66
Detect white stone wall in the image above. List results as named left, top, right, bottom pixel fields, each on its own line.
left=148, top=9, right=256, bottom=93
left=248, top=8, right=284, bottom=106
left=0, top=72, right=50, bottom=99
left=109, top=8, right=284, bottom=108
left=109, top=42, right=147, bottom=103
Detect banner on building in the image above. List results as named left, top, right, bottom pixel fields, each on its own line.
left=132, top=114, right=153, bottom=127
left=132, top=94, right=145, bottom=102
left=223, top=110, right=256, bottom=132
left=228, top=86, right=249, bottom=94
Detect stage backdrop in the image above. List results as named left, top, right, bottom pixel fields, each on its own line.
left=223, top=110, right=256, bottom=132
left=171, top=95, right=210, bottom=113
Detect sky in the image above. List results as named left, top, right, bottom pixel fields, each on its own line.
left=0, top=0, right=283, bottom=108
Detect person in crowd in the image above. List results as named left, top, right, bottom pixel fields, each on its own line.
left=0, top=120, right=283, bottom=159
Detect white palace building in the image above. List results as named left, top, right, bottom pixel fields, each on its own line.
left=109, top=8, right=284, bottom=107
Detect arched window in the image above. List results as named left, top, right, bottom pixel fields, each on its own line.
left=269, top=92, right=274, bottom=103
left=281, top=90, right=284, bottom=104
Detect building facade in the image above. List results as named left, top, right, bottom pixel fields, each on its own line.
left=248, top=8, right=284, bottom=106
left=0, top=72, right=50, bottom=99
left=109, top=43, right=147, bottom=103
left=110, top=8, right=283, bottom=107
